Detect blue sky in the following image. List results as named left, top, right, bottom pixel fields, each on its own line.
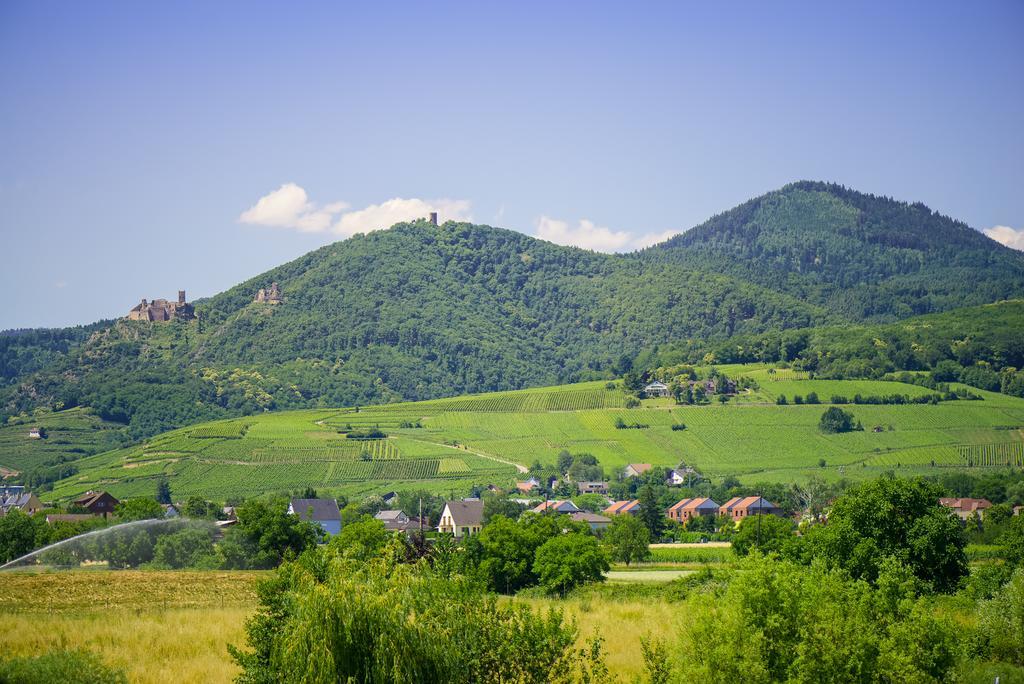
left=1, top=1, right=1022, bottom=329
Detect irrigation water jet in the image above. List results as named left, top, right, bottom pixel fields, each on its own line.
left=0, top=517, right=211, bottom=570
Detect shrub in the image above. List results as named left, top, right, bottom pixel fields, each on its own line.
left=231, top=550, right=595, bottom=683
left=533, top=533, right=609, bottom=596
left=819, top=406, right=855, bottom=433
left=0, top=649, right=127, bottom=684
left=732, top=514, right=795, bottom=556
left=679, top=556, right=958, bottom=682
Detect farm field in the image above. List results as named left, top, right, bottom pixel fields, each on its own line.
left=0, top=570, right=265, bottom=684
left=0, top=569, right=682, bottom=683
left=35, top=370, right=1024, bottom=501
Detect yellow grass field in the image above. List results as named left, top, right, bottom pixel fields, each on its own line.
left=0, top=571, right=265, bottom=683
left=0, top=570, right=682, bottom=683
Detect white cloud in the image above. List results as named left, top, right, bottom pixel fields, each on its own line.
left=239, top=183, right=348, bottom=233
left=633, top=229, right=680, bottom=249
left=240, top=184, right=472, bottom=237
left=984, top=225, right=1024, bottom=251
left=333, top=198, right=472, bottom=237
left=535, top=216, right=680, bottom=252
left=536, top=216, right=633, bottom=252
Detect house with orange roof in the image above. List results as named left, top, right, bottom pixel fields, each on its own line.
left=939, top=497, right=993, bottom=521
left=667, top=497, right=720, bottom=523
left=721, top=496, right=780, bottom=521
left=603, top=500, right=641, bottom=516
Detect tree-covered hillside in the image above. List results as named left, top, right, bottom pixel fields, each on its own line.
left=642, top=181, right=1024, bottom=320
left=636, top=300, right=1024, bottom=397
left=0, top=221, right=825, bottom=439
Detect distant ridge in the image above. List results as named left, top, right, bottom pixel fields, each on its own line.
left=642, top=181, right=1024, bottom=319
left=2, top=181, right=1024, bottom=440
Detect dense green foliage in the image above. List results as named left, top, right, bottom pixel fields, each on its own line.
left=731, top=514, right=795, bottom=556
left=641, top=300, right=1024, bottom=398
left=678, top=556, right=960, bottom=681
left=533, top=533, right=609, bottom=596
left=602, top=515, right=651, bottom=565
left=799, top=477, right=968, bottom=592
left=644, top=181, right=1024, bottom=320
left=231, top=544, right=604, bottom=684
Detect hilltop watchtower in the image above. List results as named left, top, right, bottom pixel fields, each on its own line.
left=429, top=212, right=438, bottom=225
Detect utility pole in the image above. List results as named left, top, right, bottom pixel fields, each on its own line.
left=756, top=490, right=762, bottom=549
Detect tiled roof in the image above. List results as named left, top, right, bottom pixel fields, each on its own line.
left=603, top=500, right=640, bottom=515
left=570, top=512, right=611, bottom=524
left=445, top=499, right=484, bottom=527
left=290, top=498, right=341, bottom=522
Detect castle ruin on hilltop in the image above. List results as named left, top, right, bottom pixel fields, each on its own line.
left=126, top=290, right=195, bottom=322
left=254, top=282, right=283, bottom=304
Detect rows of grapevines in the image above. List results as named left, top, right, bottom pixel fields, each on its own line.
left=189, top=421, right=250, bottom=439
left=438, top=458, right=471, bottom=474
left=958, top=442, right=1024, bottom=467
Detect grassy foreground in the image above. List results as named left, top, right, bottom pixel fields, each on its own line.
left=0, top=571, right=264, bottom=683
left=0, top=569, right=686, bottom=683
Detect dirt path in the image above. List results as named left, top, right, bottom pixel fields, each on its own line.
left=404, top=436, right=527, bottom=474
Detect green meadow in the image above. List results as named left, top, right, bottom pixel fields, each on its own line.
left=27, top=366, right=1024, bottom=501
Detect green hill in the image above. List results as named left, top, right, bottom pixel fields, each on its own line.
left=642, top=181, right=1024, bottom=320
left=3, top=181, right=1023, bottom=450
left=40, top=371, right=1024, bottom=502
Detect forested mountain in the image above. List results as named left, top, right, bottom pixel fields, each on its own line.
left=641, top=181, right=1024, bottom=320
left=0, top=222, right=825, bottom=438
left=3, top=182, right=1023, bottom=440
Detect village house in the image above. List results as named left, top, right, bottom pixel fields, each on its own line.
left=374, top=509, right=428, bottom=533
left=530, top=500, right=581, bottom=515
left=576, top=481, right=609, bottom=495
left=643, top=380, right=670, bottom=398
left=516, top=477, right=541, bottom=493
left=623, top=463, right=652, bottom=478
left=1, top=487, right=43, bottom=516
left=665, top=466, right=697, bottom=486
left=667, top=497, right=720, bottom=523
left=569, top=511, right=611, bottom=531
left=939, top=497, right=993, bottom=521
left=288, top=498, right=341, bottom=536
left=437, top=499, right=484, bottom=538
left=28, top=427, right=43, bottom=439
left=73, top=491, right=120, bottom=518
left=720, top=496, right=781, bottom=521
left=604, top=499, right=641, bottom=516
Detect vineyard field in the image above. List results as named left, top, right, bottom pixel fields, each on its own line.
left=37, top=370, right=1024, bottom=501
